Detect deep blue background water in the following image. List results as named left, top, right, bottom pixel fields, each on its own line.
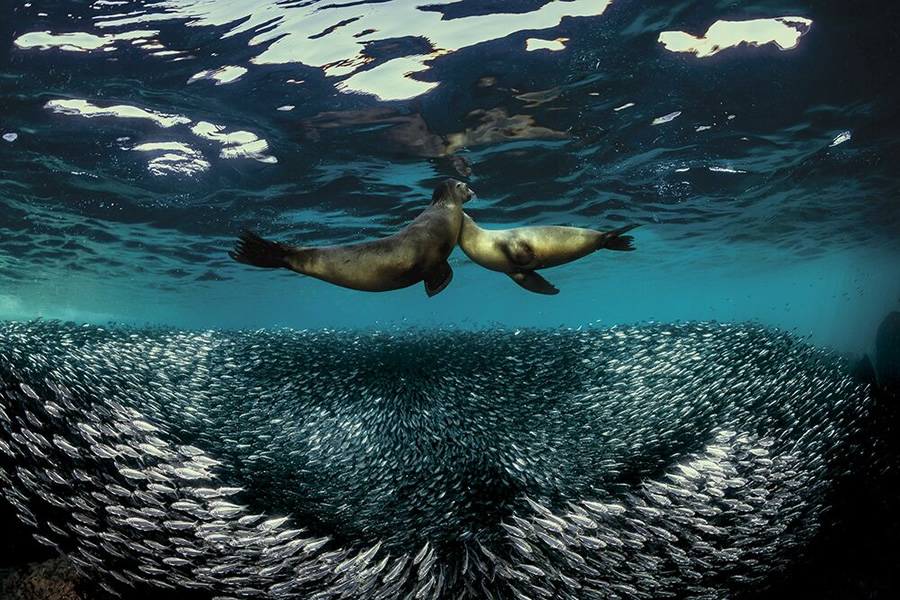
left=1, top=0, right=898, bottom=349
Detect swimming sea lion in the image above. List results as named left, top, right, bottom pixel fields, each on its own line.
left=230, top=179, right=474, bottom=296
left=458, top=212, right=639, bottom=294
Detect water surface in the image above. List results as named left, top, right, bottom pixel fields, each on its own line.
left=2, top=0, right=897, bottom=351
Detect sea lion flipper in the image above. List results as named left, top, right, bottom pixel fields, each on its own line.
left=509, top=271, right=559, bottom=295
left=423, top=261, right=453, bottom=297
left=602, top=223, right=641, bottom=251
left=230, top=231, right=293, bottom=269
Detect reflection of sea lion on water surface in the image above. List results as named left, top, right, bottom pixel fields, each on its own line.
left=300, top=106, right=570, bottom=177
left=458, top=212, right=639, bottom=294
left=230, top=179, right=474, bottom=297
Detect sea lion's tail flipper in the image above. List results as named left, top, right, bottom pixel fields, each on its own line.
left=424, top=260, right=453, bottom=297
left=509, top=271, right=559, bottom=295
left=230, top=231, right=293, bottom=269
left=601, top=223, right=641, bottom=251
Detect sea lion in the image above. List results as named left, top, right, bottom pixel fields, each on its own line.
left=230, top=179, right=474, bottom=296
left=458, top=212, right=639, bottom=294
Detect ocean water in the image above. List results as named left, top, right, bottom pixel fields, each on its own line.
left=1, top=0, right=897, bottom=351
left=1, top=0, right=899, bottom=599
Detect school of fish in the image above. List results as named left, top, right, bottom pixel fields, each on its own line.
left=0, top=319, right=881, bottom=599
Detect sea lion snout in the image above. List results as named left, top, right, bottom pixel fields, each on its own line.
left=451, top=179, right=475, bottom=204
left=459, top=181, right=475, bottom=203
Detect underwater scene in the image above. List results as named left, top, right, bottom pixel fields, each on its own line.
left=1, top=0, right=899, bottom=599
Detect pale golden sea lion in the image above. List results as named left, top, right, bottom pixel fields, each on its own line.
left=458, top=213, right=639, bottom=294
left=230, top=179, right=474, bottom=296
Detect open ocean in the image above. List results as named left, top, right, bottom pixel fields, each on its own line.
left=1, top=1, right=898, bottom=599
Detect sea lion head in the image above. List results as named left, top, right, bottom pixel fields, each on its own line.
left=432, top=178, right=475, bottom=205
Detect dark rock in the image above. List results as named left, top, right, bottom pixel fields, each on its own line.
left=0, top=558, right=89, bottom=600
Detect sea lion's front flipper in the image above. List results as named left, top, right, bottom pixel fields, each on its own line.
left=509, top=271, right=559, bottom=295
left=424, top=261, right=453, bottom=297
left=230, top=231, right=293, bottom=269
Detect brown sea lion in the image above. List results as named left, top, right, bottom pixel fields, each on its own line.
left=230, top=179, right=474, bottom=296
left=458, top=212, right=639, bottom=295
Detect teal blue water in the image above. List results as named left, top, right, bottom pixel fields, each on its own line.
left=1, top=0, right=898, bottom=351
